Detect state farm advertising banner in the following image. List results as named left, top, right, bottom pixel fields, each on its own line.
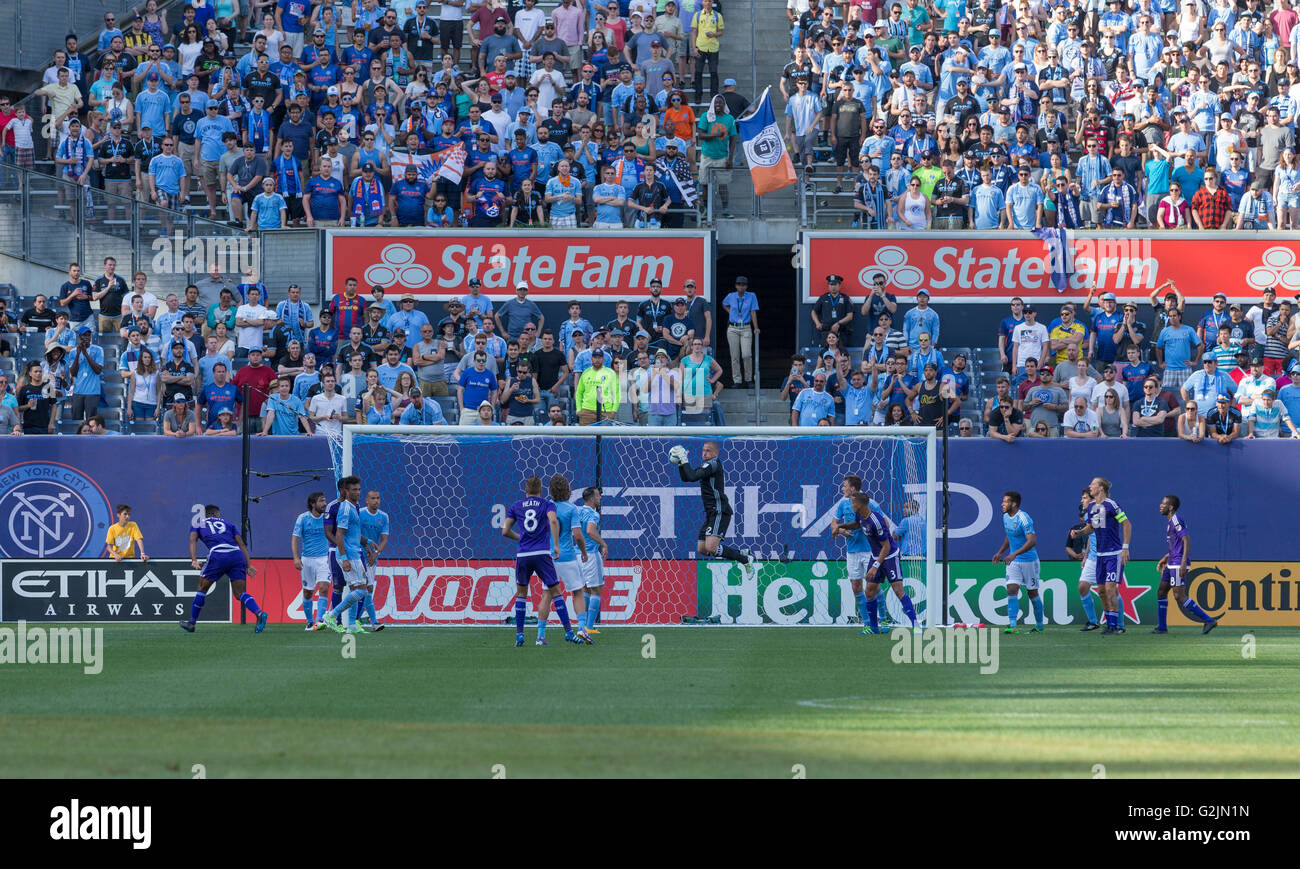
left=247, top=558, right=696, bottom=625
left=325, top=229, right=714, bottom=302
left=802, top=231, right=1300, bottom=303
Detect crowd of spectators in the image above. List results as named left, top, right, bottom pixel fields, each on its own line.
left=2, top=0, right=754, bottom=228
left=780, top=0, right=1300, bottom=229
left=0, top=261, right=735, bottom=434
left=795, top=269, right=1300, bottom=438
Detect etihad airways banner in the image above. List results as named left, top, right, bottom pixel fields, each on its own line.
left=325, top=229, right=714, bottom=302
left=800, top=231, right=1300, bottom=303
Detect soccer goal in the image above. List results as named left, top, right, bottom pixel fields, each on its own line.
left=331, top=426, right=940, bottom=627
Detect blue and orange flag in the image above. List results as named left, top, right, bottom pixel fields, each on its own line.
left=736, top=87, right=797, bottom=196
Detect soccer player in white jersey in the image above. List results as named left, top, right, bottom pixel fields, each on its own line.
left=993, top=490, right=1044, bottom=634
left=575, top=486, right=608, bottom=634
left=291, top=491, right=332, bottom=630
left=356, top=489, right=390, bottom=631
left=1153, top=494, right=1219, bottom=635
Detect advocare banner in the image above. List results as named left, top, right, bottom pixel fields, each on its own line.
left=325, top=229, right=714, bottom=302
left=801, top=231, right=1300, bottom=303
left=0, top=559, right=232, bottom=623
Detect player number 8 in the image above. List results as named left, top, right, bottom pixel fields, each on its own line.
left=523, top=509, right=538, bottom=532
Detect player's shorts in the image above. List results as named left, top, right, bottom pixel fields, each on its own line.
left=867, top=553, right=902, bottom=585
left=556, top=559, right=585, bottom=593
left=300, top=555, right=331, bottom=589
left=339, top=553, right=367, bottom=590
left=846, top=551, right=873, bottom=582
left=1095, top=553, right=1126, bottom=586
left=329, top=549, right=346, bottom=591
left=1162, top=565, right=1186, bottom=587
left=202, top=549, right=247, bottom=583
left=1006, top=559, right=1041, bottom=591
left=1079, top=556, right=1096, bottom=586
left=580, top=552, right=603, bottom=588
left=698, top=510, right=731, bottom=540
left=515, top=553, right=559, bottom=588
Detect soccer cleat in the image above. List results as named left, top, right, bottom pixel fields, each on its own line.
left=536, top=637, right=549, bottom=646
left=346, top=625, right=367, bottom=634
left=178, top=619, right=195, bottom=633
left=576, top=628, right=594, bottom=644
left=255, top=612, right=268, bottom=633
left=324, top=612, right=340, bottom=633
left=304, top=622, right=316, bottom=631
left=311, top=621, right=328, bottom=631
left=1003, top=627, right=1020, bottom=634
left=1115, top=626, right=1126, bottom=634
left=1151, top=627, right=1168, bottom=634
left=1202, top=616, right=1220, bottom=635
left=1029, top=627, right=1044, bottom=633
left=371, top=623, right=385, bottom=632
left=515, top=633, right=525, bottom=647
left=1100, top=626, right=1116, bottom=635
left=1080, top=622, right=1100, bottom=632
left=739, top=556, right=755, bottom=584
left=586, top=627, right=601, bottom=635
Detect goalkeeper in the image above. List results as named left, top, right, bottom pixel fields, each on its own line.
left=671, top=441, right=754, bottom=580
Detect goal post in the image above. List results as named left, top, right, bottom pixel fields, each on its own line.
left=333, top=425, right=941, bottom=627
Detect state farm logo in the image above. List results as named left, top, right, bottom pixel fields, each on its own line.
left=363, top=244, right=432, bottom=290
left=0, top=462, right=113, bottom=558
left=858, top=246, right=925, bottom=293
left=1245, top=247, right=1300, bottom=293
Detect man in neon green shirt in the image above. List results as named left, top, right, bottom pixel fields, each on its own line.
left=911, top=150, right=943, bottom=197
left=576, top=348, right=620, bottom=424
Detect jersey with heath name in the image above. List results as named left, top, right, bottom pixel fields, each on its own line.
left=1088, top=497, right=1127, bottom=555
left=508, top=496, right=556, bottom=556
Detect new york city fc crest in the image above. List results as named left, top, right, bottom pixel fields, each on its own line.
left=745, top=126, right=785, bottom=168
left=0, top=462, right=113, bottom=558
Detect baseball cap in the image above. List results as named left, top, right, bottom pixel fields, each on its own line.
left=409, top=387, right=422, bottom=398
left=674, top=297, right=687, bottom=305
left=401, top=293, right=416, bottom=302
left=916, top=289, right=930, bottom=297
left=478, top=400, right=493, bottom=409
left=1023, top=305, right=1037, bottom=314
left=1229, top=302, right=1243, bottom=311
left=1252, top=179, right=1267, bottom=190
left=468, top=278, right=482, bottom=287
left=1213, top=292, right=1228, bottom=300
left=491, top=93, right=502, bottom=102
left=327, top=86, right=339, bottom=95
left=1101, top=292, right=1116, bottom=301
left=1039, top=365, right=1053, bottom=375
left=582, top=64, right=596, bottom=72
left=655, top=348, right=670, bottom=358
left=735, top=275, right=749, bottom=285
left=635, top=329, right=650, bottom=339
left=75, top=325, right=92, bottom=334
left=1013, top=62, right=1026, bottom=71
left=127, top=326, right=142, bottom=335
left=1216, top=393, right=1231, bottom=402
left=723, top=78, right=737, bottom=87
left=172, top=393, right=188, bottom=404
left=515, top=282, right=529, bottom=291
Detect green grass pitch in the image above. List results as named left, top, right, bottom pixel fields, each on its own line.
left=4, top=625, right=1299, bottom=778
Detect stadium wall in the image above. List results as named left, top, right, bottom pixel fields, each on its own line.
left=0, top=438, right=1289, bottom=562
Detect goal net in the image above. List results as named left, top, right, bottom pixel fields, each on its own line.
left=330, top=426, right=938, bottom=627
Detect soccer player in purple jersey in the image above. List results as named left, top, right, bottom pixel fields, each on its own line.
left=1085, top=477, right=1131, bottom=635
left=313, top=476, right=351, bottom=630
left=848, top=493, right=921, bottom=634
left=1153, top=495, right=1219, bottom=635
left=502, top=475, right=582, bottom=647
left=181, top=505, right=267, bottom=633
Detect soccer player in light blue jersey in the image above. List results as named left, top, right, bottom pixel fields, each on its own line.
left=831, top=474, right=893, bottom=634
left=993, top=490, right=1044, bottom=634
left=291, top=491, right=331, bottom=630
left=182, top=505, right=266, bottom=633
left=575, top=486, right=607, bottom=634
left=848, top=493, right=920, bottom=634
left=324, top=475, right=373, bottom=634
left=1084, top=476, right=1132, bottom=635
left=502, top=475, right=581, bottom=647
left=547, top=476, right=591, bottom=643
left=355, top=489, right=390, bottom=632
left=1153, top=494, right=1218, bottom=635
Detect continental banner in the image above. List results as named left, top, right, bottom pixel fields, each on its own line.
left=0, top=559, right=232, bottom=623
left=947, top=561, right=1300, bottom=627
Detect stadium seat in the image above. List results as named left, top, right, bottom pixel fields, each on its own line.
left=56, top=419, right=82, bottom=434
left=437, top=397, right=459, bottom=421
left=128, top=420, right=160, bottom=436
